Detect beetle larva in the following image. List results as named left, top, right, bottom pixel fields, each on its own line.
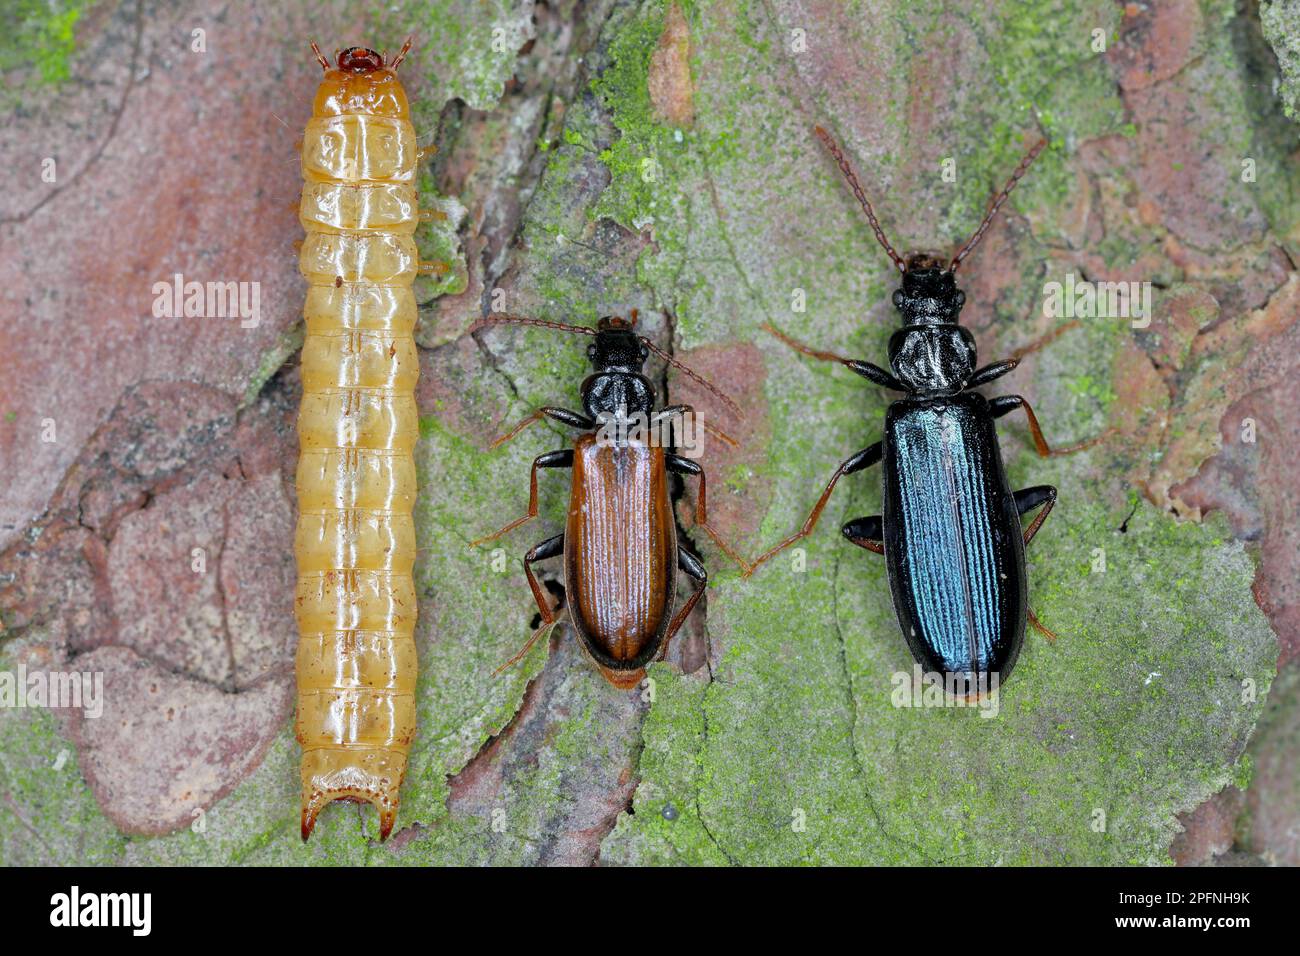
left=295, top=40, right=427, bottom=841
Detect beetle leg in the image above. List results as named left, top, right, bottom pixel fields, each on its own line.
left=654, top=405, right=695, bottom=446
left=841, top=515, right=884, bottom=554
left=1013, top=487, right=1062, bottom=643
left=493, top=533, right=565, bottom=677
left=657, top=545, right=708, bottom=663
left=989, top=394, right=1106, bottom=457
left=967, top=359, right=1018, bottom=388
left=745, top=441, right=883, bottom=577
left=470, top=449, right=573, bottom=546
left=763, top=323, right=904, bottom=391
left=488, top=406, right=593, bottom=449
left=1013, top=484, right=1057, bottom=546
left=1027, top=606, right=1059, bottom=643
left=522, top=533, right=564, bottom=626
left=655, top=404, right=737, bottom=449
left=666, top=454, right=752, bottom=575
left=656, top=404, right=693, bottom=421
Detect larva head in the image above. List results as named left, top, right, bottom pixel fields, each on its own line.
left=337, top=47, right=384, bottom=72
left=311, top=41, right=410, bottom=119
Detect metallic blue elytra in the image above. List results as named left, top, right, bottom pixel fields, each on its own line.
left=883, top=393, right=1026, bottom=679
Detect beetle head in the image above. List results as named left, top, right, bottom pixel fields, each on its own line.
left=587, top=316, right=649, bottom=373
left=891, top=253, right=966, bottom=326
left=467, top=310, right=738, bottom=422
left=887, top=255, right=972, bottom=394
left=581, top=316, right=655, bottom=419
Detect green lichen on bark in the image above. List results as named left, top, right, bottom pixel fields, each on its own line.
left=1261, top=0, right=1300, bottom=120
left=606, top=504, right=1271, bottom=865
left=0, top=0, right=90, bottom=107
left=0, top=0, right=1288, bottom=866
left=588, top=0, right=1278, bottom=864
left=0, top=672, right=126, bottom=865
left=378, top=0, right=538, bottom=114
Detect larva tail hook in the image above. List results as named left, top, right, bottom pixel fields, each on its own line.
left=301, top=796, right=399, bottom=843
left=300, top=748, right=407, bottom=842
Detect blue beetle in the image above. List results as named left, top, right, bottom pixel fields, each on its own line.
left=748, top=128, right=1101, bottom=693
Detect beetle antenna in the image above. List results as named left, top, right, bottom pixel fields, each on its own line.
left=814, top=125, right=906, bottom=273
left=640, top=337, right=742, bottom=419
left=472, top=313, right=738, bottom=417
left=389, top=36, right=413, bottom=70
left=309, top=40, right=330, bottom=71
left=949, top=137, right=1047, bottom=272
left=470, top=312, right=598, bottom=337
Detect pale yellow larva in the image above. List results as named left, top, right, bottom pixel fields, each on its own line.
left=295, top=41, right=423, bottom=841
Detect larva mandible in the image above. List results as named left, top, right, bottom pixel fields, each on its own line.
left=295, top=39, right=437, bottom=841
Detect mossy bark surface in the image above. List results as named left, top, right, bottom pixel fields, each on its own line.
left=0, top=0, right=1295, bottom=865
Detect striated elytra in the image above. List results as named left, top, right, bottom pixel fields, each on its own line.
left=747, top=128, right=1103, bottom=695
left=469, top=312, right=751, bottom=689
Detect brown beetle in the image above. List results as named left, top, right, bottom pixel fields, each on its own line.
left=470, top=313, right=749, bottom=687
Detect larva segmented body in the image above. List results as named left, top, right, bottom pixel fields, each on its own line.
left=295, top=43, right=420, bottom=841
